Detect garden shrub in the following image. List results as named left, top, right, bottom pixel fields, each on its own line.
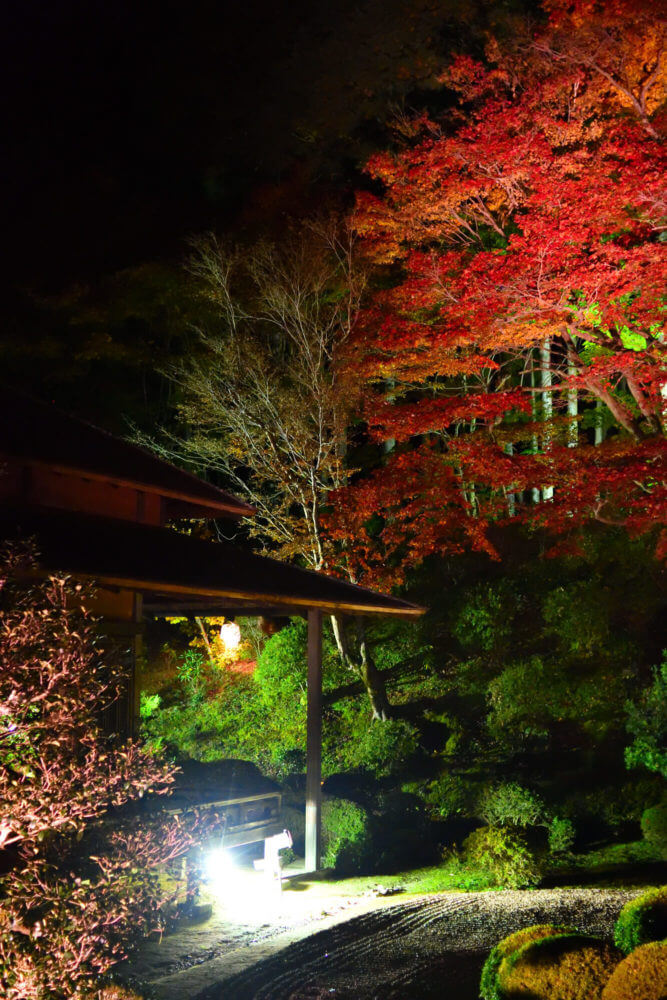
left=418, top=772, right=474, bottom=821
left=321, top=797, right=373, bottom=874
left=461, top=826, right=543, bottom=889
left=477, top=782, right=546, bottom=828
left=480, top=925, right=578, bottom=1000
left=341, top=717, right=420, bottom=777
left=641, top=802, right=667, bottom=857
left=625, top=657, right=667, bottom=778
left=601, top=941, right=667, bottom=1000
left=0, top=545, right=192, bottom=999
left=614, top=886, right=667, bottom=954
left=496, top=934, right=622, bottom=1000
left=548, top=816, right=576, bottom=854
left=372, top=790, right=433, bottom=871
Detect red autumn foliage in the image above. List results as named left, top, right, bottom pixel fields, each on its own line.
left=329, top=0, right=665, bottom=585
left=0, top=542, right=196, bottom=999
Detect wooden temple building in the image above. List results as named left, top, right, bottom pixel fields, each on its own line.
left=0, top=387, right=423, bottom=870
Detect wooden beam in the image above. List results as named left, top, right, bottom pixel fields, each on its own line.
left=305, top=608, right=322, bottom=872
left=64, top=571, right=425, bottom=618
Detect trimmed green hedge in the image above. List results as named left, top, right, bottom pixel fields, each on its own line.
left=497, top=934, right=621, bottom=1000
left=480, top=925, right=577, bottom=1000
left=614, top=886, right=667, bottom=954
left=321, top=797, right=373, bottom=874
left=602, top=941, right=667, bottom=1000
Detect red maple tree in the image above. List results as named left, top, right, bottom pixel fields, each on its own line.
left=329, top=0, right=665, bottom=584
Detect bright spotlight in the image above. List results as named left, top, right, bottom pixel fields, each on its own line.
left=203, top=847, right=236, bottom=885
left=220, top=621, right=241, bottom=654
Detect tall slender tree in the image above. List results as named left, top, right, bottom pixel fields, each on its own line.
left=142, top=220, right=394, bottom=718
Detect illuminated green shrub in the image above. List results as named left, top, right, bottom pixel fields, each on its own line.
left=321, top=797, right=373, bottom=874
left=641, top=803, right=667, bottom=857
left=496, top=934, right=621, bottom=999
left=601, top=942, right=667, bottom=1000
left=461, top=826, right=542, bottom=889
left=480, top=925, right=577, bottom=1000
left=547, top=816, right=576, bottom=854
left=477, top=782, right=546, bottom=828
left=614, top=886, right=667, bottom=954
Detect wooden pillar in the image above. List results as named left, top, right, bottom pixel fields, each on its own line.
left=305, top=608, right=322, bottom=872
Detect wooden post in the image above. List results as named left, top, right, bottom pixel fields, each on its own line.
left=305, top=608, right=322, bottom=872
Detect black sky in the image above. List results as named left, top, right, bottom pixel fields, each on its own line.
left=3, top=0, right=313, bottom=294
left=3, top=0, right=493, bottom=306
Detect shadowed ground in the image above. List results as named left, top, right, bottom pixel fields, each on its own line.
left=122, top=886, right=642, bottom=1000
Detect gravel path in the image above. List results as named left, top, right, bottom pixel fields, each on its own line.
left=126, top=887, right=643, bottom=1000
left=205, top=888, right=637, bottom=1000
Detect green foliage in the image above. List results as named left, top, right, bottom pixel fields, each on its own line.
left=641, top=803, right=667, bottom=857
left=477, top=782, right=546, bottom=828
left=625, top=659, right=667, bottom=778
left=338, top=717, right=420, bottom=777
left=548, top=817, right=576, bottom=855
left=614, top=886, right=667, bottom=954
left=497, top=935, right=622, bottom=1000
left=139, top=691, right=161, bottom=720
left=453, top=581, right=519, bottom=656
left=487, top=656, right=627, bottom=746
left=461, top=826, right=543, bottom=889
left=417, top=772, right=474, bottom=821
left=177, top=649, right=207, bottom=700
left=575, top=778, right=664, bottom=831
left=602, top=942, right=667, bottom=1000
left=322, top=798, right=373, bottom=874
left=480, top=925, right=578, bottom=1000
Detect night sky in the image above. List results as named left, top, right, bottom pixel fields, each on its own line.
left=3, top=0, right=486, bottom=301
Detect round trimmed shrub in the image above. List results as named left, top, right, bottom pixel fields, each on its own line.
left=497, top=934, right=622, bottom=999
left=462, top=825, right=543, bottom=889
left=601, top=941, right=667, bottom=1000
left=480, top=925, right=578, bottom=1000
left=614, top=886, right=667, bottom=954
left=321, top=797, right=373, bottom=874
left=641, top=803, right=667, bottom=857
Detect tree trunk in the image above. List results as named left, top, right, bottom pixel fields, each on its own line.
left=567, top=354, right=578, bottom=448
left=541, top=339, right=554, bottom=501
left=195, top=617, right=215, bottom=662
left=594, top=399, right=605, bottom=446
left=504, top=442, right=516, bottom=516
left=529, top=353, right=541, bottom=503
left=330, top=614, right=392, bottom=720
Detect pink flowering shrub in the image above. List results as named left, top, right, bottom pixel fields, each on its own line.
left=0, top=542, right=195, bottom=999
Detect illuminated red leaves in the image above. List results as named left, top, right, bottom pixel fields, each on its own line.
left=330, top=0, right=665, bottom=585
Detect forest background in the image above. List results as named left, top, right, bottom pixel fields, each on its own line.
left=1, top=0, right=665, bottom=888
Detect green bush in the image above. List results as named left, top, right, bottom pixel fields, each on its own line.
left=487, top=657, right=626, bottom=747
left=480, top=925, right=578, bottom=1000
left=477, top=782, right=546, bottom=828
left=461, top=826, right=543, bottom=889
left=269, top=747, right=306, bottom=780
left=497, top=934, right=622, bottom=999
left=418, top=772, right=474, bottom=821
left=641, top=802, right=667, bottom=857
left=614, top=886, right=667, bottom=954
left=548, top=816, right=576, bottom=854
left=625, top=658, right=667, bottom=778
left=321, top=797, right=373, bottom=874
left=332, top=712, right=420, bottom=778
left=576, top=778, right=664, bottom=831
left=601, top=941, right=667, bottom=1000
